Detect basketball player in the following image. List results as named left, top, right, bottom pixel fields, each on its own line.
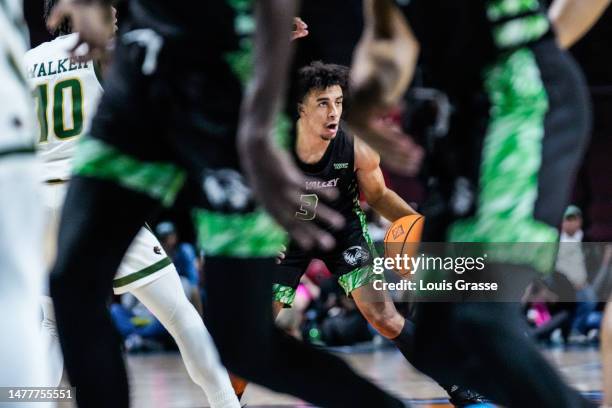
left=25, top=2, right=241, bottom=406
left=346, top=0, right=610, bottom=407
left=267, top=61, right=485, bottom=407
left=0, top=0, right=51, bottom=401
left=46, top=0, right=408, bottom=407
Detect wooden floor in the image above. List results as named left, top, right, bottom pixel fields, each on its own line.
left=59, top=345, right=603, bottom=407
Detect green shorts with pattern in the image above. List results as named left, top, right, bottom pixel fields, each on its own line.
left=272, top=215, right=380, bottom=306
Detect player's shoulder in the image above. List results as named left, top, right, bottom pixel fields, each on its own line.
left=25, top=33, right=78, bottom=62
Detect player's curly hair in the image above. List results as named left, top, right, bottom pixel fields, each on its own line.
left=296, top=61, right=349, bottom=106
left=44, top=0, right=72, bottom=36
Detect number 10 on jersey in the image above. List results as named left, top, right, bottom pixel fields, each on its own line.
left=34, top=78, right=84, bottom=142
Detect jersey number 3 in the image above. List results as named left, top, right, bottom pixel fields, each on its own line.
left=295, top=194, right=319, bottom=221
left=34, top=78, right=84, bottom=143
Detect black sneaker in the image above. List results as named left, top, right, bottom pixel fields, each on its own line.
left=446, top=385, right=489, bottom=407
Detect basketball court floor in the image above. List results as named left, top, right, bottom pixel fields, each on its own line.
left=58, top=343, right=603, bottom=407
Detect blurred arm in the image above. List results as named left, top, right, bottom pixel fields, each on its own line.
left=549, top=0, right=611, bottom=48
left=355, top=137, right=418, bottom=222
left=237, top=0, right=296, bottom=144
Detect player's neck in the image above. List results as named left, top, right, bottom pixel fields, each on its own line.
left=295, top=119, right=332, bottom=164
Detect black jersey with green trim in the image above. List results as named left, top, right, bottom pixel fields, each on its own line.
left=292, top=125, right=363, bottom=234
left=396, top=0, right=553, bottom=93
left=119, top=0, right=255, bottom=136
left=128, top=0, right=248, bottom=41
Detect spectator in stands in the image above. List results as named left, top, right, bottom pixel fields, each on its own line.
left=111, top=294, right=168, bottom=352
left=556, top=206, right=599, bottom=337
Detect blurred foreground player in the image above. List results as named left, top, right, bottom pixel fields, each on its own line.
left=26, top=2, right=240, bottom=406
left=46, top=0, right=408, bottom=407
left=347, top=0, right=609, bottom=407
left=0, top=0, right=51, bottom=402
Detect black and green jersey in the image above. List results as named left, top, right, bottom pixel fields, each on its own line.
left=122, top=0, right=254, bottom=126
left=397, top=0, right=552, bottom=93
left=291, top=125, right=364, bottom=235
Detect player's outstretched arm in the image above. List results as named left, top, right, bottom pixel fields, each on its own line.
left=354, top=137, right=418, bottom=223
left=237, top=0, right=344, bottom=251
left=549, top=0, right=611, bottom=48
left=346, top=0, right=421, bottom=175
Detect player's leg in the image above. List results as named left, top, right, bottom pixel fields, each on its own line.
left=195, top=196, right=406, bottom=407
left=131, top=272, right=240, bottom=408
left=602, top=301, right=612, bottom=407
left=327, top=230, right=420, bottom=379
left=413, top=297, right=595, bottom=408
left=0, top=22, right=51, bottom=399
left=205, top=256, right=406, bottom=408
left=229, top=292, right=311, bottom=401
left=40, top=295, right=64, bottom=386
left=40, top=182, right=69, bottom=387
left=271, top=242, right=310, bottom=316
left=349, top=270, right=487, bottom=407
left=0, top=154, right=50, bottom=398
left=351, top=282, right=407, bottom=339
left=49, top=21, right=189, bottom=406
left=50, top=176, right=164, bottom=407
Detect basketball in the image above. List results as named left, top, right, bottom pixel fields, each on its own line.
left=383, top=214, right=424, bottom=275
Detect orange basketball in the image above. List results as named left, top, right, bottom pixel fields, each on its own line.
left=383, top=214, right=425, bottom=276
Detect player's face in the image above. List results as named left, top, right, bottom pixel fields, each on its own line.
left=562, top=215, right=582, bottom=235
left=299, top=85, right=343, bottom=141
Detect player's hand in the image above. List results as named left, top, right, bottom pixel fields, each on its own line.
left=350, top=114, right=424, bottom=176
left=48, top=0, right=114, bottom=62
left=291, top=17, right=309, bottom=41
left=238, top=136, right=344, bottom=251
left=276, top=245, right=287, bottom=264
left=347, top=0, right=420, bottom=174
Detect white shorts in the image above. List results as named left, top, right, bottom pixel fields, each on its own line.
left=43, top=182, right=174, bottom=295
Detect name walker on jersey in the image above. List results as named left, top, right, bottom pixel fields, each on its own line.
left=27, top=59, right=90, bottom=78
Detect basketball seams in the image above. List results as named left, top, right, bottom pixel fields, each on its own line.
left=398, top=216, right=422, bottom=262
left=384, top=215, right=423, bottom=261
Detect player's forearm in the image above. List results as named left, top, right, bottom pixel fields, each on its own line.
left=238, top=0, right=297, bottom=145
left=549, top=0, right=611, bottom=48
left=368, top=188, right=418, bottom=222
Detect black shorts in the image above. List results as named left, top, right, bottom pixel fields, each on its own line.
left=74, top=22, right=287, bottom=258
left=273, top=224, right=378, bottom=306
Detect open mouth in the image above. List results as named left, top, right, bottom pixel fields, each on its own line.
left=326, top=123, right=338, bottom=131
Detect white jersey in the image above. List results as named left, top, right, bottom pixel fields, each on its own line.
left=25, top=33, right=103, bottom=181
left=0, top=0, right=37, bottom=152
